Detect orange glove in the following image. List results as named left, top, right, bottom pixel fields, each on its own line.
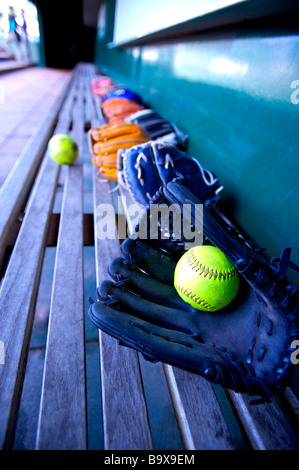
left=101, top=97, right=144, bottom=124
left=88, top=122, right=150, bottom=181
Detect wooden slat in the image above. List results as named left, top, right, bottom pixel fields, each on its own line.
left=93, top=177, right=153, bottom=450
left=0, top=74, right=78, bottom=450
left=82, top=63, right=103, bottom=128
left=36, top=75, right=86, bottom=450
left=163, top=366, right=236, bottom=450
left=283, top=386, right=299, bottom=422
left=0, top=150, right=61, bottom=450
left=80, top=63, right=95, bottom=126
left=228, top=390, right=299, bottom=450
left=88, top=70, right=154, bottom=447
left=0, top=72, right=72, bottom=254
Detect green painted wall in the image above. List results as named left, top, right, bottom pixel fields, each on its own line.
left=94, top=2, right=299, bottom=287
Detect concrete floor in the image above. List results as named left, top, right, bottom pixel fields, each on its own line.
left=0, top=66, right=184, bottom=450
left=0, top=65, right=72, bottom=186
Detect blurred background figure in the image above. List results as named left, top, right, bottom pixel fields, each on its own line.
left=0, top=2, right=40, bottom=64
left=20, top=8, right=31, bottom=63
left=7, top=5, right=22, bottom=59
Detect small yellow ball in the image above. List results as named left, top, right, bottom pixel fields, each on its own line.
left=48, top=134, right=78, bottom=165
left=174, top=245, right=240, bottom=312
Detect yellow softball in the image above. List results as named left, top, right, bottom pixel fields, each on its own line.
left=48, top=134, right=78, bottom=165
left=174, top=245, right=240, bottom=312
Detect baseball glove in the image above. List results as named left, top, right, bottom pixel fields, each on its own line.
left=88, top=122, right=150, bottom=181
left=102, top=87, right=144, bottom=105
left=88, top=180, right=299, bottom=400
left=125, top=108, right=188, bottom=148
left=101, top=97, right=145, bottom=124
left=117, top=141, right=223, bottom=208
left=91, top=76, right=115, bottom=98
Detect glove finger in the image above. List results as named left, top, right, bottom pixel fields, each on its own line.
left=107, top=257, right=194, bottom=311
left=89, top=299, right=228, bottom=375
left=121, top=143, right=162, bottom=206
left=164, top=181, right=255, bottom=268
left=120, top=238, right=182, bottom=284
left=151, top=143, right=221, bottom=206
left=89, top=299, right=279, bottom=396
left=97, top=280, right=199, bottom=335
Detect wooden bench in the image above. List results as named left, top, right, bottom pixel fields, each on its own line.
left=0, top=62, right=299, bottom=451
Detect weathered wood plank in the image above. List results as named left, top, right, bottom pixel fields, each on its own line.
left=0, top=149, right=61, bottom=450
left=163, top=365, right=236, bottom=450
left=0, top=74, right=78, bottom=450
left=93, top=177, right=153, bottom=450
left=81, top=62, right=103, bottom=128
left=86, top=65, right=148, bottom=448
left=283, top=385, right=299, bottom=422
left=228, top=390, right=299, bottom=450
left=85, top=62, right=153, bottom=449
left=36, top=77, right=86, bottom=450
left=88, top=77, right=157, bottom=447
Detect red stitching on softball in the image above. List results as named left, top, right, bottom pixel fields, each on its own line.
left=186, top=249, right=237, bottom=281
